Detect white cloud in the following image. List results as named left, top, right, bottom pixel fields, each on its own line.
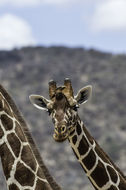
left=0, top=14, right=36, bottom=50
left=0, top=0, right=89, bottom=7
left=0, top=0, right=78, bottom=7
left=90, top=0, right=126, bottom=32
left=0, top=0, right=40, bottom=6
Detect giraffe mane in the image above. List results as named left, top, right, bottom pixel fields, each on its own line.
left=94, top=138, right=126, bottom=180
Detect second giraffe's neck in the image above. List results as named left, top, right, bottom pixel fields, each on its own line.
left=68, top=116, right=126, bottom=190
left=0, top=92, right=52, bottom=190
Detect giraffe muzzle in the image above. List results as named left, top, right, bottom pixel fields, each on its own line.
left=53, top=125, right=68, bottom=142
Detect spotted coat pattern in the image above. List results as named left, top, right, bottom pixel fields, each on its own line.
left=0, top=92, right=52, bottom=190
left=67, top=110, right=126, bottom=190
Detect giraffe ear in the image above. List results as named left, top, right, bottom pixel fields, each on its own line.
left=75, top=85, right=92, bottom=105
left=29, top=95, right=50, bottom=111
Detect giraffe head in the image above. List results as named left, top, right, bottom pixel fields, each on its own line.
left=29, top=79, right=92, bottom=142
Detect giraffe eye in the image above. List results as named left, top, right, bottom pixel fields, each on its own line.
left=51, top=94, right=55, bottom=99
left=52, top=118, right=55, bottom=124
left=47, top=109, right=52, bottom=116
left=72, top=105, right=79, bottom=111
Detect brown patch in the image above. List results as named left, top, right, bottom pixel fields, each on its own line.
left=107, top=165, right=118, bottom=183
left=76, top=123, right=82, bottom=135
left=37, top=167, right=45, bottom=179
left=4, top=99, right=13, bottom=117
left=15, top=161, right=35, bottom=186
left=118, top=178, right=126, bottom=190
left=78, top=135, right=89, bottom=155
left=95, top=144, right=110, bottom=163
left=21, top=145, right=37, bottom=171
left=72, top=135, right=77, bottom=145
left=35, top=179, right=51, bottom=190
left=82, top=149, right=96, bottom=170
left=108, top=185, right=118, bottom=190
left=1, top=114, right=13, bottom=130
left=0, top=124, right=4, bottom=138
left=9, top=184, right=19, bottom=190
left=0, top=94, right=3, bottom=111
left=91, top=160, right=109, bottom=188
left=69, top=129, right=75, bottom=136
left=0, top=143, right=15, bottom=180
left=15, top=121, right=26, bottom=142
left=7, top=133, right=21, bottom=157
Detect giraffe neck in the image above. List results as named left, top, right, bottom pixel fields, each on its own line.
left=0, top=88, right=53, bottom=190
left=68, top=116, right=126, bottom=190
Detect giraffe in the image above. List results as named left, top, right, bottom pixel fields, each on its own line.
left=30, top=78, right=126, bottom=190
left=0, top=84, right=62, bottom=190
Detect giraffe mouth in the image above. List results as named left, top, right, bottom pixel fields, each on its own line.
left=53, top=132, right=68, bottom=142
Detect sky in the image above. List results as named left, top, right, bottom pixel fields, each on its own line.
left=0, top=0, right=126, bottom=53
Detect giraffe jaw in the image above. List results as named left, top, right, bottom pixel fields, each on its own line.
left=53, top=133, right=68, bottom=142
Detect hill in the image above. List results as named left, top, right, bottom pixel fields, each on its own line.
left=0, top=46, right=126, bottom=190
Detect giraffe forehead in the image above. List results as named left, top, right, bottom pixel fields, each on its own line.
left=49, top=78, right=74, bottom=100
left=51, top=90, right=77, bottom=111
left=55, top=87, right=70, bottom=99
left=53, top=98, right=69, bottom=110
left=50, top=85, right=73, bottom=100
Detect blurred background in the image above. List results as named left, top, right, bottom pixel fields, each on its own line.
left=0, top=0, right=126, bottom=190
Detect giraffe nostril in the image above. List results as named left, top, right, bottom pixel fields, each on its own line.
left=61, top=125, right=66, bottom=133
left=55, top=125, right=67, bottom=135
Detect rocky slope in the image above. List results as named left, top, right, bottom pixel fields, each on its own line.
left=0, top=46, right=126, bottom=190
